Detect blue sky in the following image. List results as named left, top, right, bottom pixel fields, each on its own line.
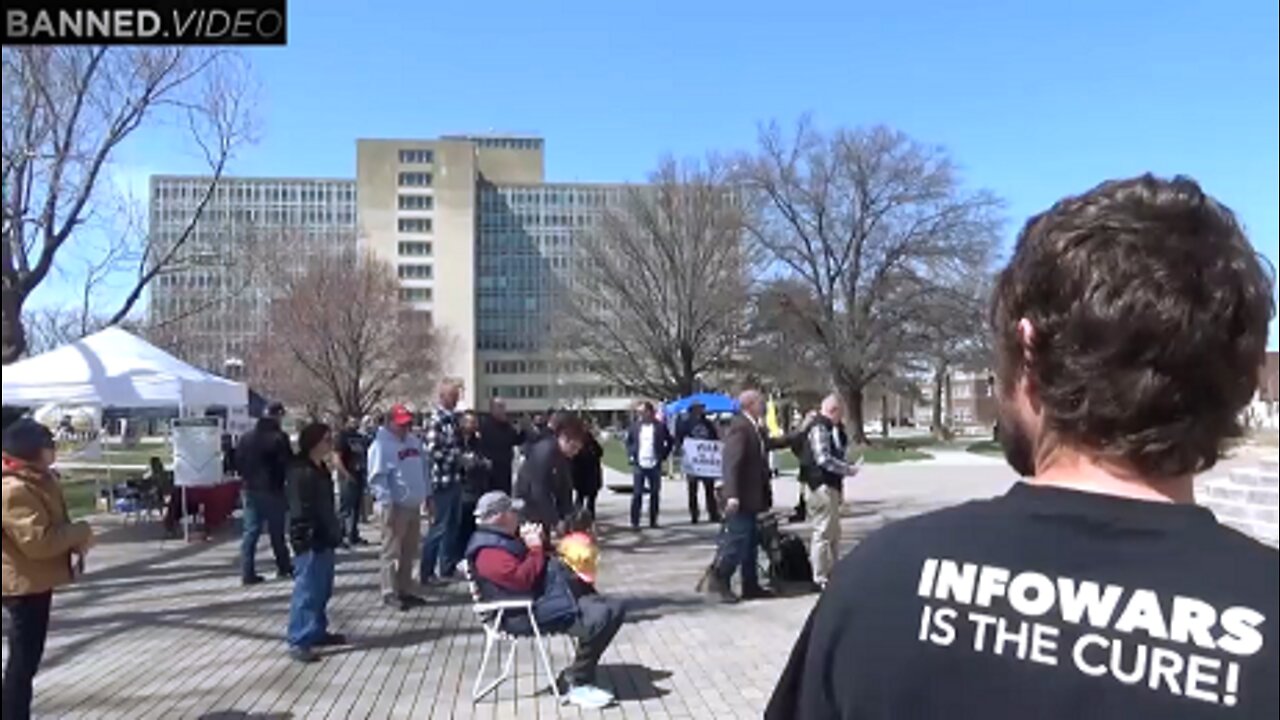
left=46, top=0, right=1280, bottom=347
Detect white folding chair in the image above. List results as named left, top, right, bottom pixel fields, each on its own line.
left=460, top=560, right=563, bottom=704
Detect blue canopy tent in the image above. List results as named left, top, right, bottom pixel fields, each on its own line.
left=664, top=392, right=739, bottom=416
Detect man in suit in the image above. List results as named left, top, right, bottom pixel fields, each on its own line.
left=624, top=402, right=674, bottom=529
left=703, top=390, right=794, bottom=603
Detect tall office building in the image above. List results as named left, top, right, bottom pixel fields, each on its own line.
left=148, top=175, right=356, bottom=373
left=356, top=136, right=632, bottom=416
left=149, top=137, right=637, bottom=418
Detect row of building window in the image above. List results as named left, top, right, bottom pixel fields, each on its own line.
left=482, top=360, right=599, bottom=375
left=398, top=172, right=433, bottom=187
left=398, top=217, right=433, bottom=233
left=397, top=264, right=433, bottom=280
left=488, top=385, right=548, bottom=399
left=397, top=241, right=433, bottom=257
left=398, top=149, right=434, bottom=164
left=478, top=334, right=538, bottom=352
left=482, top=187, right=618, bottom=208
left=154, top=182, right=355, bottom=204
left=153, top=206, right=355, bottom=227
left=398, top=287, right=433, bottom=302
left=484, top=384, right=624, bottom=401
left=479, top=211, right=597, bottom=230
left=398, top=194, right=434, bottom=210
left=473, top=137, right=542, bottom=150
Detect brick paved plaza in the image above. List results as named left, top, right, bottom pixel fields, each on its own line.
left=7, top=450, right=1269, bottom=719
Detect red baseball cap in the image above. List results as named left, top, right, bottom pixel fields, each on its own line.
left=388, top=404, right=414, bottom=426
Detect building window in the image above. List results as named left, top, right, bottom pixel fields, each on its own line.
left=398, top=149, right=434, bottom=164
left=397, top=241, right=433, bottom=257
left=397, top=194, right=434, bottom=211
left=398, top=217, right=433, bottom=233
left=397, top=264, right=433, bottom=280
left=399, top=287, right=433, bottom=302
left=398, top=172, right=432, bottom=187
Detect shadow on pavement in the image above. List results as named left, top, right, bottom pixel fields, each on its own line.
left=600, top=662, right=673, bottom=701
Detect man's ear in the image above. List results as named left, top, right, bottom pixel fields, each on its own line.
left=1016, top=318, right=1042, bottom=413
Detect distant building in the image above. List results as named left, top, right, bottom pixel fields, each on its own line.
left=355, top=136, right=635, bottom=417
left=149, top=138, right=641, bottom=420
left=910, top=370, right=998, bottom=430
left=147, top=175, right=356, bottom=374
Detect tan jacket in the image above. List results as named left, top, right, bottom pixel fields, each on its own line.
left=2, top=461, right=92, bottom=596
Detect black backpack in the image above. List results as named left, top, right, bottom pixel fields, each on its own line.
left=771, top=532, right=813, bottom=584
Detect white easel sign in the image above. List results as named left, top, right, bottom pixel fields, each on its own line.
left=681, top=439, right=723, bottom=478
left=173, top=417, right=222, bottom=487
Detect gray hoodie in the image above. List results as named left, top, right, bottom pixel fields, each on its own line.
left=366, top=426, right=431, bottom=507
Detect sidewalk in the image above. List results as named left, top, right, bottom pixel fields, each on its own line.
left=6, top=462, right=1015, bottom=719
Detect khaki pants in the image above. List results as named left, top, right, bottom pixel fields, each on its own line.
left=379, top=504, right=422, bottom=598
left=806, top=484, right=842, bottom=584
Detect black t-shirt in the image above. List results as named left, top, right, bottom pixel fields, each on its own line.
left=768, top=483, right=1279, bottom=720
left=336, top=428, right=369, bottom=478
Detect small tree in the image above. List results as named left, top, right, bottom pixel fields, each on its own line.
left=249, top=252, right=438, bottom=418
left=559, top=156, right=753, bottom=400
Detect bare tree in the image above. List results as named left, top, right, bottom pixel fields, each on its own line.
left=559, top=156, right=753, bottom=400
left=739, top=118, right=1002, bottom=443
left=248, top=251, right=439, bottom=419
left=742, top=278, right=830, bottom=405
left=2, top=46, right=255, bottom=363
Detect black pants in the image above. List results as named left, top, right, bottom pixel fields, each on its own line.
left=3, top=591, right=52, bottom=720
left=686, top=476, right=720, bottom=523
left=574, top=488, right=598, bottom=519
left=563, top=595, right=626, bottom=687
left=713, top=512, right=761, bottom=590
left=340, top=475, right=367, bottom=542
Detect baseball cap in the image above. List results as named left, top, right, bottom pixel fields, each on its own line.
left=2, top=418, right=56, bottom=463
left=474, top=491, right=523, bottom=520
left=388, top=404, right=414, bottom=426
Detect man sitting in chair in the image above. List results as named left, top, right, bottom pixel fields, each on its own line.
left=465, top=491, right=626, bottom=710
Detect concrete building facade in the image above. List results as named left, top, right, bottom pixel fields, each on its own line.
left=354, top=136, right=632, bottom=415
left=148, top=137, right=652, bottom=418
left=148, top=175, right=355, bottom=374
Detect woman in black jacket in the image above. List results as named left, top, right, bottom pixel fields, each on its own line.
left=571, top=428, right=604, bottom=519
left=284, top=423, right=346, bottom=663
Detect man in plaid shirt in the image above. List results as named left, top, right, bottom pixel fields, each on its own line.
left=420, top=378, right=466, bottom=581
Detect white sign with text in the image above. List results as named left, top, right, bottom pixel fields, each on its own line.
left=681, top=439, right=723, bottom=478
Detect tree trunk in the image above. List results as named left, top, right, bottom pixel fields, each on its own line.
left=880, top=393, right=890, bottom=438
left=931, top=363, right=947, bottom=438
left=2, top=285, right=28, bottom=364
left=841, top=383, right=868, bottom=445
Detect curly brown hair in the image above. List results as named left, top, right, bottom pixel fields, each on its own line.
left=991, top=174, right=1275, bottom=478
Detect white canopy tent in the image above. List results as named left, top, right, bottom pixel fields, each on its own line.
left=2, top=326, right=247, bottom=411
left=3, top=327, right=248, bottom=537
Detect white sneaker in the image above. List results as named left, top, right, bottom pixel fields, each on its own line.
left=563, top=684, right=615, bottom=709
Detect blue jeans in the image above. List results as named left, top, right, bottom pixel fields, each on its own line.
left=714, top=511, right=760, bottom=589
left=287, top=549, right=335, bottom=649
left=241, top=491, right=291, bottom=580
left=421, top=484, right=463, bottom=580
left=630, top=466, right=663, bottom=528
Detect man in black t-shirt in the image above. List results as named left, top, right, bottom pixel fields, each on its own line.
left=768, top=175, right=1278, bottom=719
left=334, top=416, right=371, bottom=546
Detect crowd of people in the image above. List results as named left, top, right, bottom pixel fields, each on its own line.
left=4, top=174, right=1278, bottom=717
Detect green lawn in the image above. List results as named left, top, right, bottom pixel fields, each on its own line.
left=60, top=479, right=99, bottom=519
left=966, top=440, right=1005, bottom=457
